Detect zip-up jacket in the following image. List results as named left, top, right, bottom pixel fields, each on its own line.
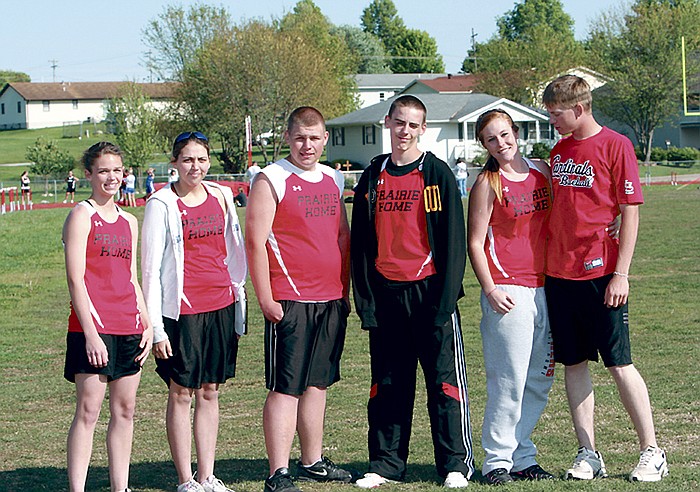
left=351, top=151, right=466, bottom=329
left=141, top=181, right=247, bottom=343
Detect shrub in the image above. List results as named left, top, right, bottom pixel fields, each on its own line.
left=528, top=142, right=551, bottom=159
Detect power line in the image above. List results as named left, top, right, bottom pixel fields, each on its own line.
left=49, top=59, right=58, bottom=82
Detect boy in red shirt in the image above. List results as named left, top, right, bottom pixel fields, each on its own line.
left=543, top=75, right=667, bottom=482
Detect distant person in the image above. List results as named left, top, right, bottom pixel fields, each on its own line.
left=246, top=107, right=352, bottom=492
left=543, top=75, right=667, bottom=482
left=145, top=167, right=155, bottom=199
left=124, top=167, right=137, bottom=207
left=20, top=170, right=32, bottom=207
left=245, top=162, right=261, bottom=182
left=63, top=141, right=152, bottom=492
left=142, top=131, right=247, bottom=492
left=467, top=109, right=555, bottom=485
left=63, top=170, right=79, bottom=204
left=234, top=187, right=247, bottom=207
left=351, top=95, right=475, bottom=488
left=168, top=168, right=179, bottom=184
left=453, top=158, right=469, bottom=198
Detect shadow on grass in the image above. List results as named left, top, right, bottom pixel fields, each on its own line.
left=0, top=460, right=485, bottom=490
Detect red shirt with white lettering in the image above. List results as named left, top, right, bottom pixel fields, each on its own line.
left=68, top=202, right=142, bottom=335
left=178, top=190, right=233, bottom=314
left=262, top=159, right=344, bottom=301
left=487, top=159, right=551, bottom=288
left=375, top=156, right=436, bottom=281
left=547, top=126, right=643, bottom=280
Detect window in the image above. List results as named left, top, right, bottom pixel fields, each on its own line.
left=1, top=103, right=4, bottom=115
left=17, top=101, right=22, bottom=113
left=458, top=123, right=464, bottom=141
left=332, top=127, right=345, bottom=146
left=539, top=123, right=553, bottom=140
left=466, top=122, right=475, bottom=140
left=72, top=99, right=79, bottom=110
left=363, top=125, right=376, bottom=145
left=527, top=122, right=537, bottom=140
left=379, top=92, right=385, bottom=101
left=43, top=100, right=50, bottom=112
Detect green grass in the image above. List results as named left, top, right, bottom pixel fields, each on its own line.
left=0, top=186, right=698, bottom=491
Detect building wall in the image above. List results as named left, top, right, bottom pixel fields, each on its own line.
left=0, top=87, right=28, bottom=129
left=358, top=89, right=398, bottom=109
left=24, top=99, right=108, bottom=129
left=327, top=125, right=384, bottom=166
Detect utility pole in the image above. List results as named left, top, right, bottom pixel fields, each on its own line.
left=49, top=59, right=58, bottom=82
left=470, top=29, right=478, bottom=72
left=145, top=50, right=153, bottom=83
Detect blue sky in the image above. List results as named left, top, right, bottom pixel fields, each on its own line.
left=2, top=0, right=624, bottom=82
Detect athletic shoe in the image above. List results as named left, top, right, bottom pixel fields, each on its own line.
left=296, top=456, right=353, bottom=483
left=629, top=446, right=669, bottom=482
left=565, top=447, right=608, bottom=480
left=202, top=475, right=235, bottom=492
left=178, top=478, right=205, bottom=492
left=265, top=468, right=300, bottom=492
left=484, top=469, right=513, bottom=486
left=510, top=464, right=555, bottom=481
left=443, top=471, right=469, bottom=488
left=355, top=473, right=396, bottom=489
left=63, top=200, right=67, bottom=203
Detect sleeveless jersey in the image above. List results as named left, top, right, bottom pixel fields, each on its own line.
left=375, top=156, right=436, bottom=281
left=68, top=202, right=142, bottom=335
left=262, top=159, right=344, bottom=301
left=486, top=160, right=551, bottom=288
left=66, top=176, right=77, bottom=191
left=177, top=190, right=233, bottom=314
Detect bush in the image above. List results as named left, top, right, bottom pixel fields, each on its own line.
left=528, top=142, right=551, bottom=159
left=649, top=147, right=668, bottom=161
left=666, top=146, right=700, bottom=162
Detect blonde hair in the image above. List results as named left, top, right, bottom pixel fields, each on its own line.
left=475, top=109, right=519, bottom=204
left=542, top=75, right=592, bottom=112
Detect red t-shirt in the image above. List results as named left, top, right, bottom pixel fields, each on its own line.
left=68, top=203, right=142, bottom=335
left=486, top=160, right=551, bottom=288
left=547, top=127, right=644, bottom=280
left=375, top=157, right=436, bottom=282
left=178, top=191, right=233, bottom=314
left=262, top=159, right=344, bottom=301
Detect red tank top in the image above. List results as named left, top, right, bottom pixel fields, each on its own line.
left=68, top=202, right=142, bottom=335
left=264, top=160, right=344, bottom=301
left=486, top=161, right=551, bottom=287
left=375, top=157, right=436, bottom=281
left=178, top=190, right=233, bottom=314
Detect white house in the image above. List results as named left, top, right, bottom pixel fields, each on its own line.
left=355, top=73, right=447, bottom=108
left=0, top=82, right=177, bottom=130
left=326, top=93, right=555, bottom=167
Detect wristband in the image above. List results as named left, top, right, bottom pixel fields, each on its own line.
left=485, top=287, right=497, bottom=297
left=613, top=271, right=629, bottom=278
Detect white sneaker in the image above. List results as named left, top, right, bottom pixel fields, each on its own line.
left=178, top=478, right=205, bottom=492
left=62, top=200, right=67, bottom=203
left=202, top=475, right=234, bottom=492
left=443, top=471, right=469, bottom=488
left=355, top=473, right=396, bottom=489
left=630, top=446, right=668, bottom=482
left=565, top=447, right=608, bottom=480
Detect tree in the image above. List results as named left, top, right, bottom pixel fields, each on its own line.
left=25, top=137, right=75, bottom=195
left=332, top=25, right=391, bottom=74
left=107, top=83, right=164, bottom=174
left=142, top=4, right=231, bottom=81
left=463, top=0, right=584, bottom=103
left=0, top=70, right=30, bottom=87
left=587, top=0, right=700, bottom=161
left=361, top=0, right=405, bottom=52
left=391, top=29, right=445, bottom=73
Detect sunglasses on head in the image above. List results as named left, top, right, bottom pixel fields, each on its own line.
left=174, top=131, right=209, bottom=144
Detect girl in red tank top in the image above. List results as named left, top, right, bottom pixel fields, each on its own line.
left=63, top=142, right=153, bottom=492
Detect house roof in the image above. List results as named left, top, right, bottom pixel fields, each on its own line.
left=355, top=73, right=447, bottom=90
left=405, top=74, right=479, bottom=93
left=2, top=82, right=179, bottom=101
left=327, top=93, right=547, bottom=126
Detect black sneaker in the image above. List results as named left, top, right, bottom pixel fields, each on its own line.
left=510, top=464, right=555, bottom=481
left=296, top=456, right=353, bottom=483
left=484, top=468, right=514, bottom=486
left=265, top=468, right=300, bottom=492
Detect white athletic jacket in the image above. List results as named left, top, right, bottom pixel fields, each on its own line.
left=141, top=181, right=247, bottom=343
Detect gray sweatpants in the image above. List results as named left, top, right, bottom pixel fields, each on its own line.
left=480, top=285, right=554, bottom=474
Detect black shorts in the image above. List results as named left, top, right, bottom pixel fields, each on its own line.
left=265, top=299, right=348, bottom=396
left=545, top=275, right=632, bottom=367
left=155, top=303, right=238, bottom=389
left=64, top=332, right=143, bottom=383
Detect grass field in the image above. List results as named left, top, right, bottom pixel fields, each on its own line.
left=0, top=185, right=698, bottom=491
